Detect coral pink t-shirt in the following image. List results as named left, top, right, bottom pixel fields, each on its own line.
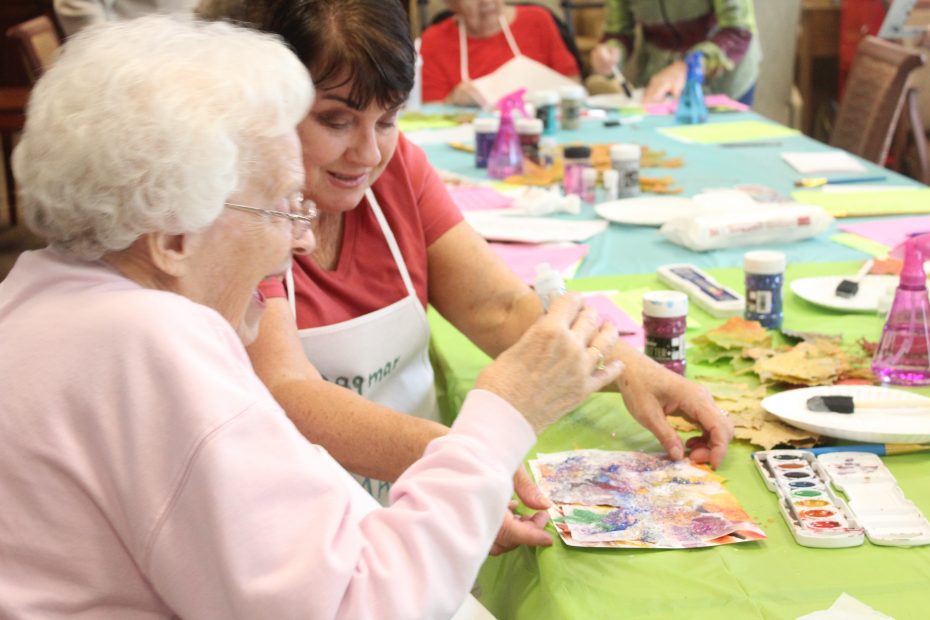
left=260, top=133, right=463, bottom=327
left=421, top=5, right=580, bottom=102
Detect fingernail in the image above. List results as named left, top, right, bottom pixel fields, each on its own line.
left=670, top=445, right=684, bottom=461
left=538, top=492, right=553, bottom=508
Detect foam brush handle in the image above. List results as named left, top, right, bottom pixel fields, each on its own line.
left=849, top=259, right=875, bottom=284
left=807, top=394, right=930, bottom=414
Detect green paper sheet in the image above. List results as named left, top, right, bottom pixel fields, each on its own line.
left=830, top=233, right=891, bottom=258
left=658, top=120, right=800, bottom=144
left=791, top=189, right=930, bottom=217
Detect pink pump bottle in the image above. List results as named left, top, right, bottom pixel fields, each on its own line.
left=487, top=88, right=527, bottom=180
left=872, top=233, right=930, bottom=385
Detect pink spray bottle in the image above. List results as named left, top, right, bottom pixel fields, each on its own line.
left=487, top=88, right=527, bottom=180
left=872, top=232, right=930, bottom=385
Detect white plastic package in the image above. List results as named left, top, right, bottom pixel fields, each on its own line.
left=659, top=203, right=833, bottom=251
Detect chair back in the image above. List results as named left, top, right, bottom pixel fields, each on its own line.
left=6, top=15, right=61, bottom=85
left=830, top=35, right=925, bottom=165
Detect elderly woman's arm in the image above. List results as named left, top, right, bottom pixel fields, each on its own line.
left=247, top=298, right=449, bottom=481
left=428, top=222, right=733, bottom=468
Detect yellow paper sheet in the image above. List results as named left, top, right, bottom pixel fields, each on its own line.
left=791, top=189, right=930, bottom=217
left=658, top=120, right=800, bottom=144
left=830, top=233, right=891, bottom=258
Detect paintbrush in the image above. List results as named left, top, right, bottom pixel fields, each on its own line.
left=806, top=395, right=930, bottom=414
left=834, top=259, right=874, bottom=299
left=611, top=65, right=633, bottom=99
left=801, top=443, right=930, bottom=456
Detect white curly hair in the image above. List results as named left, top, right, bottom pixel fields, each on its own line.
left=12, top=15, right=313, bottom=260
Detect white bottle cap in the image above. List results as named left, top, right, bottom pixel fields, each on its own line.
left=540, top=136, right=557, bottom=148
left=643, top=291, right=688, bottom=318
left=516, top=117, right=544, bottom=135
left=743, top=250, right=786, bottom=275
left=473, top=117, right=500, bottom=133
left=559, top=84, right=586, bottom=101
left=582, top=168, right=598, bottom=184
left=610, top=143, right=641, bottom=161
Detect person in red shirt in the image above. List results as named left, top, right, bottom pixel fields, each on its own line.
left=421, top=0, right=581, bottom=105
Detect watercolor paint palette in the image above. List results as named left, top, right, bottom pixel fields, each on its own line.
left=753, top=449, right=865, bottom=548
left=754, top=450, right=930, bottom=547
left=816, top=452, right=930, bottom=546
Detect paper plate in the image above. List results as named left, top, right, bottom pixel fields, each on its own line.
left=790, top=275, right=897, bottom=313
left=762, top=385, right=930, bottom=444
left=594, top=196, right=698, bottom=227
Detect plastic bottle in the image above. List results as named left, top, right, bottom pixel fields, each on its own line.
left=534, top=262, right=566, bottom=311
left=872, top=233, right=930, bottom=385
left=744, top=250, right=785, bottom=329
left=675, top=51, right=708, bottom=125
left=530, top=90, right=559, bottom=135
left=488, top=89, right=527, bottom=179
left=516, top=117, right=543, bottom=165
left=602, top=168, right=619, bottom=201
left=610, top=143, right=641, bottom=198
left=559, top=84, right=585, bottom=131
left=562, top=145, right=591, bottom=199
left=581, top=168, right=598, bottom=204
left=473, top=117, right=499, bottom=169
left=643, top=291, right=688, bottom=375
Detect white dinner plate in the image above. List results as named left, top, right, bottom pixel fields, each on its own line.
left=762, top=385, right=930, bottom=444
left=790, top=275, right=898, bottom=313
left=594, top=196, right=698, bottom=227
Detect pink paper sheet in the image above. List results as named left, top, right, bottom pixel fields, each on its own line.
left=489, top=242, right=589, bottom=284
left=447, top=185, right=513, bottom=212
left=582, top=293, right=644, bottom=348
left=839, top=216, right=930, bottom=249
left=645, top=94, right=750, bottom=116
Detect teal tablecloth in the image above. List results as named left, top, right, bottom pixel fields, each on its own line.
left=413, top=109, right=923, bottom=275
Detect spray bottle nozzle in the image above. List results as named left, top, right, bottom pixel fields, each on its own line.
left=900, top=232, right=930, bottom=288
left=495, top=88, right=528, bottom=119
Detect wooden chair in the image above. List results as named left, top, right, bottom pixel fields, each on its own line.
left=830, top=36, right=927, bottom=175
left=2, top=15, right=60, bottom=226
left=6, top=15, right=61, bottom=85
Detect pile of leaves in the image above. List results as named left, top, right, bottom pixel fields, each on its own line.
left=676, top=318, right=876, bottom=449
left=691, top=317, right=874, bottom=387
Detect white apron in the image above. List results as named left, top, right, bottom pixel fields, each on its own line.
left=459, top=14, right=578, bottom=108
left=286, top=189, right=439, bottom=505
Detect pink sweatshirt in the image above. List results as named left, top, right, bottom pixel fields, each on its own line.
left=0, top=249, right=535, bottom=619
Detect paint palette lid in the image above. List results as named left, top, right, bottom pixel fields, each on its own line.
left=762, top=385, right=930, bottom=444
left=817, top=452, right=930, bottom=547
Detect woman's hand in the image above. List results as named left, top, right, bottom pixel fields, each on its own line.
left=616, top=353, right=732, bottom=468
left=642, top=60, right=687, bottom=104
left=445, top=81, right=484, bottom=107
left=590, top=43, right=621, bottom=76
left=475, top=294, right=624, bottom=433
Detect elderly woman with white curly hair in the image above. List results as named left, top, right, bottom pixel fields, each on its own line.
left=0, top=15, right=622, bottom=619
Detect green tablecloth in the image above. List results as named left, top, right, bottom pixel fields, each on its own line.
left=428, top=261, right=930, bottom=620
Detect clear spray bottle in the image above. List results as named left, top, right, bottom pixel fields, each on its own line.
left=872, top=233, right=930, bottom=385
left=488, top=88, right=527, bottom=180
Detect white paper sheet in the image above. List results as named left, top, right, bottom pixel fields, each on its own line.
left=781, top=151, right=869, bottom=174
left=796, top=593, right=894, bottom=620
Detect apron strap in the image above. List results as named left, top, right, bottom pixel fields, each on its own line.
left=285, top=188, right=417, bottom=318
left=458, top=13, right=522, bottom=85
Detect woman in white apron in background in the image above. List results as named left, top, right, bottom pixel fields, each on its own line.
left=232, top=0, right=732, bottom=550
left=421, top=0, right=581, bottom=106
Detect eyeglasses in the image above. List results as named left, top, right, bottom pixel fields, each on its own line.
left=224, top=192, right=318, bottom=240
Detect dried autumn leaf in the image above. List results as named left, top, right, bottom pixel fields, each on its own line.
left=753, top=342, right=841, bottom=386
left=693, top=317, right=772, bottom=350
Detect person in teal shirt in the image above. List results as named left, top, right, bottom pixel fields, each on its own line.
left=589, top=0, right=761, bottom=105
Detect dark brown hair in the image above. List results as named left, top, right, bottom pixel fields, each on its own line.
left=248, top=0, right=414, bottom=110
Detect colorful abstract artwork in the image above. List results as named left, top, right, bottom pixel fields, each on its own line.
left=529, top=450, right=766, bottom=548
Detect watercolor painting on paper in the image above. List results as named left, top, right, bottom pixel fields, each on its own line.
left=529, top=450, right=766, bottom=548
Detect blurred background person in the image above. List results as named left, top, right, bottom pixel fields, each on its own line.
left=54, top=0, right=198, bottom=36
left=421, top=0, right=582, bottom=106
left=589, top=0, right=761, bottom=105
